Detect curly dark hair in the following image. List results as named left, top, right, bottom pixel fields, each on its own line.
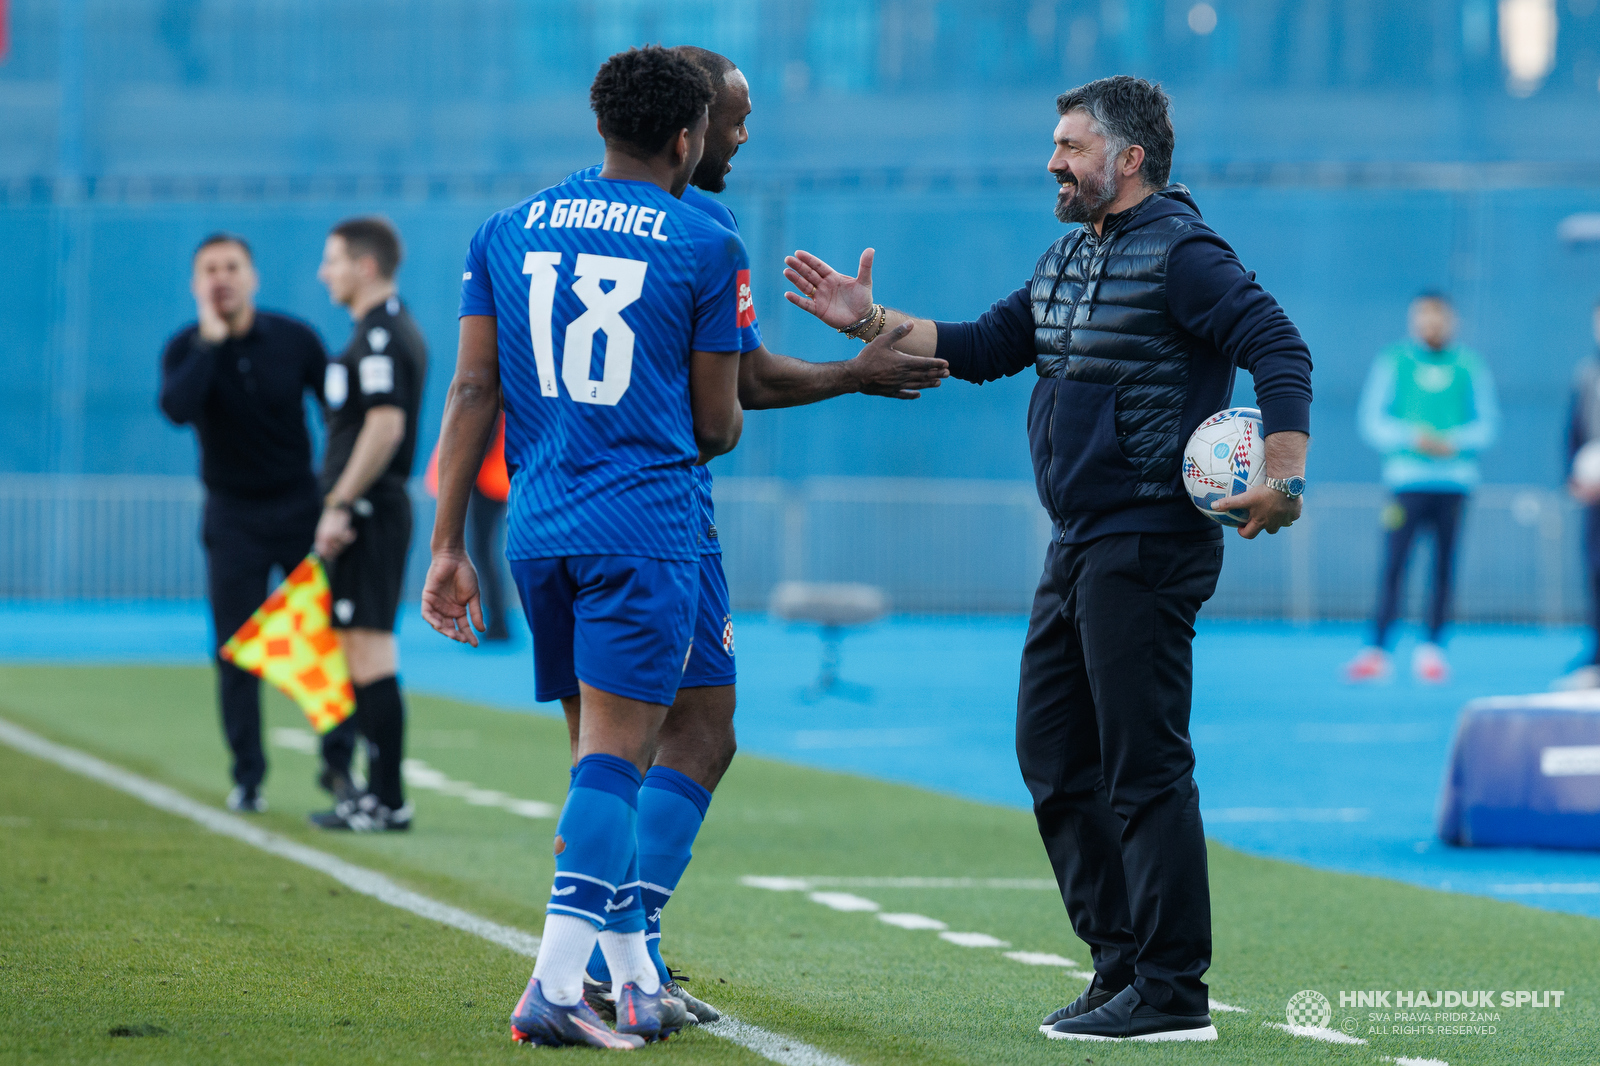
left=1056, top=76, right=1175, bottom=189
left=590, top=46, right=716, bottom=158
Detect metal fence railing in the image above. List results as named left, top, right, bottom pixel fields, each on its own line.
left=0, top=475, right=1587, bottom=623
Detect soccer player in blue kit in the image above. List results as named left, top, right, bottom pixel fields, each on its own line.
left=565, top=46, right=952, bottom=1027
left=422, top=47, right=743, bottom=1048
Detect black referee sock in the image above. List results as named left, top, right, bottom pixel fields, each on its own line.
left=354, top=676, right=406, bottom=811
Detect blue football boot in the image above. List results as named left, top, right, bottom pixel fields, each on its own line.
left=509, top=976, right=643, bottom=1049
left=612, top=981, right=690, bottom=1042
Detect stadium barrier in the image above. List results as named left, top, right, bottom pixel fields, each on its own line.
left=0, top=475, right=1586, bottom=623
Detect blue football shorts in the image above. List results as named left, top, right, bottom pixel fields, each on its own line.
left=511, top=555, right=698, bottom=707
left=681, top=552, right=737, bottom=689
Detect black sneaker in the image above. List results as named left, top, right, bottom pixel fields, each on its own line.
left=309, top=793, right=412, bottom=832
left=226, top=786, right=267, bottom=813
left=581, top=974, right=615, bottom=1023
left=1046, top=986, right=1217, bottom=1042
left=1039, top=972, right=1121, bottom=1032
left=665, top=969, right=719, bottom=1024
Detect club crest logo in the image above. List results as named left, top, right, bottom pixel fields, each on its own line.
left=367, top=326, right=390, bottom=353
left=721, top=616, right=735, bottom=655
left=1285, top=989, right=1332, bottom=1029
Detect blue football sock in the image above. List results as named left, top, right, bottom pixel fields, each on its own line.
left=637, top=766, right=712, bottom=983
left=569, top=763, right=617, bottom=982
left=546, top=754, right=640, bottom=934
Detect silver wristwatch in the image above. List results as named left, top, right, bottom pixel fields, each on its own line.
left=1265, top=476, right=1306, bottom=499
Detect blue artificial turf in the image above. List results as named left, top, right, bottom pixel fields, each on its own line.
left=5, top=600, right=1599, bottom=918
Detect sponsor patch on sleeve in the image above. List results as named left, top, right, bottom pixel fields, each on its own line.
left=324, top=363, right=348, bottom=409
left=736, top=269, right=755, bottom=327
left=358, top=355, right=395, bottom=395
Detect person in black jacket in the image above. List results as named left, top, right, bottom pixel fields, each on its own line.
left=159, top=233, right=328, bottom=813
left=785, top=77, right=1312, bottom=1043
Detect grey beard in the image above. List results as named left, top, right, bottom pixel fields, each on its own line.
left=1054, top=156, right=1120, bottom=223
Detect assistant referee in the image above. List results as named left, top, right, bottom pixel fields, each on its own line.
left=159, top=233, right=328, bottom=814
left=308, top=216, right=428, bottom=832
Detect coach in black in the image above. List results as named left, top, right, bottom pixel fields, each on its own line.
left=786, top=77, right=1312, bottom=1042
left=159, top=233, right=328, bottom=814
left=308, top=216, right=428, bottom=832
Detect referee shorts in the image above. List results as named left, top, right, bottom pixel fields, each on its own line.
left=327, top=483, right=413, bottom=633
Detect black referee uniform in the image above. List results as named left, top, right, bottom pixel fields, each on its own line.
left=159, top=312, right=327, bottom=802
left=317, top=295, right=427, bottom=814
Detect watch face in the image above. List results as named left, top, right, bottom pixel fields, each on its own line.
left=1286, top=476, right=1306, bottom=496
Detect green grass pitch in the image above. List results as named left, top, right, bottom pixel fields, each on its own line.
left=1, top=664, right=1594, bottom=1065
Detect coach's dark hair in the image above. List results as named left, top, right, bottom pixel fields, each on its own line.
left=1414, top=290, right=1452, bottom=306
left=330, top=216, right=403, bottom=279
left=672, top=45, right=738, bottom=88
left=193, top=232, right=253, bottom=263
left=1056, top=76, right=1174, bottom=189
left=591, top=45, right=716, bottom=158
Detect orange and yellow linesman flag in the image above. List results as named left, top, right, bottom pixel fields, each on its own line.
left=219, top=554, right=354, bottom=735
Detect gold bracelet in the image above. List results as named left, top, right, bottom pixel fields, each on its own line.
left=864, top=304, right=887, bottom=342
left=837, top=305, right=878, bottom=338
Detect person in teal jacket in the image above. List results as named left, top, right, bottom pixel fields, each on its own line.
left=1345, top=292, right=1499, bottom=684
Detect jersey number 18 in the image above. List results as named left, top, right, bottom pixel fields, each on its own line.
left=522, top=251, right=647, bottom=406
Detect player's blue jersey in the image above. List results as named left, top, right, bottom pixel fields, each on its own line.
left=459, top=173, right=750, bottom=562
left=570, top=164, right=761, bottom=557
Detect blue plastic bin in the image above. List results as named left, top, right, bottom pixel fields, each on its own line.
left=1438, top=692, right=1600, bottom=850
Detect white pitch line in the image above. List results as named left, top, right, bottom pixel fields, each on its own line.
left=1004, top=950, right=1079, bottom=967
left=878, top=913, right=947, bottom=930
left=938, top=931, right=1009, bottom=948
left=742, top=875, right=1056, bottom=890
left=749, top=876, right=1249, bottom=1016
left=0, top=716, right=850, bottom=1066
left=270, top=727, right=556, bottom=819
left=1264, top=1022, right=1367, bottom=1045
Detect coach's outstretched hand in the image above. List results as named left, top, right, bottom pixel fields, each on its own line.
left=421, top=550, right=486, bottom=647
left=850, top=322, right=949, bottom=399
left=784, top=248, right=875, bottom=328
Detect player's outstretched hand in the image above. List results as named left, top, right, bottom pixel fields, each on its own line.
left=850, top=322, right=950, bottom=399
left=784, top=248, right=875, bottom=329
left=1213, top=484, right=1301, bottom=540
left=421, top=549, right=486, bottom=646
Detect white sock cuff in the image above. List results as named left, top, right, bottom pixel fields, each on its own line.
left=597, top=930, right=660, bottom=994
left=531, top=913, right=601, bottom=1006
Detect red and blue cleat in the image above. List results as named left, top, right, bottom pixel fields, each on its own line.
left=509, top=976, right=644, bottom=1049
left=613, top=981, right=690, bottom=1042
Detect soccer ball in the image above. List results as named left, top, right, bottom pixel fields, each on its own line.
left=1182, top=407, right=1265, bottom=528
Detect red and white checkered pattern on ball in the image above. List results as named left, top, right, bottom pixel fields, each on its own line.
left=1181, top=407, right=1265, bottom=528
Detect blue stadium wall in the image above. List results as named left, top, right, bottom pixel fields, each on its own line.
left=4, top=0, right=1600, bottom=492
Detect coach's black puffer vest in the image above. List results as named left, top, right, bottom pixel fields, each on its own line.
left=1025, top=185, right=1207, bottom=527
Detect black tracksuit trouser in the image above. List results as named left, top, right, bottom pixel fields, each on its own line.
left=1372, top=490, right=1467, bottom=648
left=203, top=488, right=321, bottom=790
left=1016, top=530, right=1223, bottom=1017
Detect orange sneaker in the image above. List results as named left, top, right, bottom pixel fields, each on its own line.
left=1413, top=643, right=1449, bottom=685
left=1343, top=647, right=1391, bottom=683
